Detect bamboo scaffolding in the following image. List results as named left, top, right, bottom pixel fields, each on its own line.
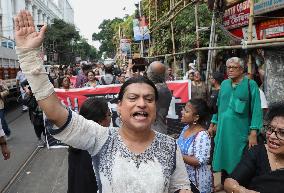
left=149, top=1, right=193, bottom=33
left=143, top=41, right=284, bottom=59
left=195, top=3, right=201, bottom=70
left=149, top=0, right=187, bottom=31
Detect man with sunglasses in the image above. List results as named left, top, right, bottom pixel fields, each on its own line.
left=208, top=57, right=263, bottom=191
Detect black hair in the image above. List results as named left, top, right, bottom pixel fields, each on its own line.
left=118, top=76, right=159, bottom=101
left=265, top=101, right=284, bottom=124
left=104, top=65, right=114, bottom=74
left=189, top=98, right=210, bottom=127
left=212, top=72, right=224, bottom=85
left=82, top=65, right=91, bottom=72
left=79, top=97, right=109, bottom=123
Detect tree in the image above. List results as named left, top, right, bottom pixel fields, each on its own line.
left=44, top=19, right=99, bottom=65
left=92, top=18, right=124, bottom=58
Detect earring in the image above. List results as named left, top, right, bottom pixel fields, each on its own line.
left=193, top=120, right=197, bottom=125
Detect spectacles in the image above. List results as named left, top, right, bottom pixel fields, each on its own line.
left=265, top=125, right=284, bottom=140
left=226, top=66, right=240, bottom=70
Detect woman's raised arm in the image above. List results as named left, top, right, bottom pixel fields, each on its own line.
left=14, top=10, right=68, bottom=127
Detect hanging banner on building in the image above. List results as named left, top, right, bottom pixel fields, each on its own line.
left=46, top=80, right=191, bottom=148
left=223, top=0, right=250, bottom=30
left=133, top=16, right=150, bottom=41
left=259, top=18, right=284, bottom=39
left=254, top=0, right=284, bottom=15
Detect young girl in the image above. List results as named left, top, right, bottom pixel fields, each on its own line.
left=177, top=99, right=212, bottom=193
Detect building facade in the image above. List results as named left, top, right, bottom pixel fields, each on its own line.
left=0, top=0, right=74, bottom=84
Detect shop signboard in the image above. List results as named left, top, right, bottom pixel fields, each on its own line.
left=254, top=0, right=284, bottom=15
left=223, top=0, right=250, bottom=30
left=259, top=18, right=284, bottom=38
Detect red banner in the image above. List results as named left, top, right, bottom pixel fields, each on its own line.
left=259, top=18, right=284, bottom=39
left=55, top=80, right=191, bottom=109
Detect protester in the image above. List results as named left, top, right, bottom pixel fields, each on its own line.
left=16, top=68, right=29, bottom=111
left=61, top=77, right=73, bottom=90
left=84, top=71, right=98, bottom=87
left=22, top=80, right=46, bottom=147
left=0, top=79, right=11, bottom=140
left=191, top=71, right=207, bottom=100
left=167, top=67, right=175, bottom=81
left=208, top=57, right=263, bottom=191
left=147, top=61, right=173, bottom=134
left=183, top=63, right=196, bottom=80
left=208, top=72, right=224, bottom=114
left=177, top=99, right=212, bottom=193
left=0, top=127, right=10, bottom=160
left=118, top=73, right=126, bottom=84
left=99, top=63, right=119, bottom=85
left=14, top=10, right=192, bottom=193
left=224, top=101, right=284, bottom=193
left=68, top=97, right=111, bottom=193
left=75, top=65, right=90, bottom=88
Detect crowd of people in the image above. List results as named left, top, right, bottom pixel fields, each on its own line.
left=1, top=9, right=284, bottom=193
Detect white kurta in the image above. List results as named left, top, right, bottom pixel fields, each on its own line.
left=50, top=110, right=191, bottom=193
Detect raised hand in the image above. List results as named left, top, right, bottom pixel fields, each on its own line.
left=14, top=10, right=47, bottom=48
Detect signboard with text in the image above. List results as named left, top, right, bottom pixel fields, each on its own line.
left=259, top=18, right=284, bottom=39
left=223, top=0, right=250, bottom=30
left=254, top=0, right=284, bottom=15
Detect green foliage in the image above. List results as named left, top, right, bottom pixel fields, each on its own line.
left=44, top=19, right=98, bottom=65
left=92, top=18, right=124, bottom=58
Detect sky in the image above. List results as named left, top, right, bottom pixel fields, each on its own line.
left=69, top=0, right=137, bottom=49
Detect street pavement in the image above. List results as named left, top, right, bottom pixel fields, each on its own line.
left=0, top=102, right=68, bottom=193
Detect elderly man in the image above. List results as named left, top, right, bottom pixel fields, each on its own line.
left=209, top=57, right=263, bottom=191
left=147, top=61, right=172, bottom=134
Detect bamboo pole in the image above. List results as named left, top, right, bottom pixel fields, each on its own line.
left=195, top=3, right=201, bottom=70
left=143, top=41, right=284, bottom=59
left=171, top=22, right=177, bottom=68
left=155, top=0, right=158, bottom=21
left=149, top=0, right=152, bottom=56
left=206, top=0, right=218, bottom=83
left=247, top=0, right=254, bottom=78
left=149, top=1, right=193, bottom=33
left=247, top=37, right=284, bottom=44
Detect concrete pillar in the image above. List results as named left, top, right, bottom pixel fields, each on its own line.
left=264, top=49, right=284, bottom=103
left=2, top=0, right=13, bottom=39
left=27, top=1, right=32, bottom=12
left=38, top=10, right=42, bottom=25
left=33, top=6, right=38, bottom=25
left=42, top=14, right=46, bottom=24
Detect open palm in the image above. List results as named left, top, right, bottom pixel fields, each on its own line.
left=14, top=10, right=47, bottom=48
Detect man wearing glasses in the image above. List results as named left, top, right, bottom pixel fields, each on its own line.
left=208, top=57, right=263, bottom=191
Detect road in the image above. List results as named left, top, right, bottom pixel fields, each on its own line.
left=0, top=102, right=225, bottom=193
left=0, top=102, right=68, bottom=193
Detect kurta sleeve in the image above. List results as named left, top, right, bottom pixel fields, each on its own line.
left=169, top=147, right=191, bottom=193
left=49, top=110, right=109, bottom=156
left=194, top=131, right=211, bottom=165
left=229, top=146, right=258, bottom=187
left=249, top=80, right=263, bottom=130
